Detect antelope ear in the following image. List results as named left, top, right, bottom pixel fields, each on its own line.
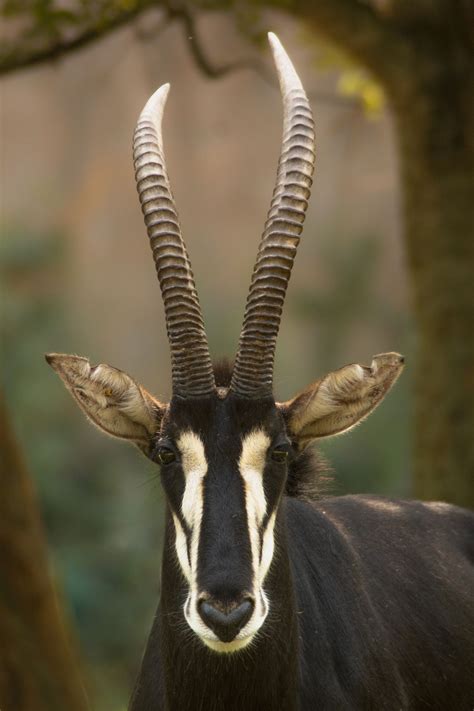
left=45, top=353, right=165, bottom=453
left=281, top=353, right=404, bottom=449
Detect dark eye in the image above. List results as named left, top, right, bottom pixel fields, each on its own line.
left=157, top=447, right=176, bottom=465
left=271, top=447, right=289, bottom=463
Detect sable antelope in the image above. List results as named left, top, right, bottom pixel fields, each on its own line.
left=47, top=33, right=474, bottom=711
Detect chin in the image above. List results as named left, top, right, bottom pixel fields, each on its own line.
left=201, top=633, right=256, bottom=654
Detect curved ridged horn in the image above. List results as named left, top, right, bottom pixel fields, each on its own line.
left=133, top=85, right=216, bottom=398
left=230, top=33, right=315, bottom=398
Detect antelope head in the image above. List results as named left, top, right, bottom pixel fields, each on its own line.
left=47, top=34, right=404, bottom=653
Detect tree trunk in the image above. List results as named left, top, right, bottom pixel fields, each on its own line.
left=388, top=42, right=474, bottom=507
left=0, top=393, right=89, bottom=711
left=298, top=2, right=474, bottom=508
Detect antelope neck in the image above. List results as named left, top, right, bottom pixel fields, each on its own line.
left=159, top=503, right=299, bottom=711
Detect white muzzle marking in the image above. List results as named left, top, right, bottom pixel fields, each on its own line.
left=172, top=429, right=276, bottom=653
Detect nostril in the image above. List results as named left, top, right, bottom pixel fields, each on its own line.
left=198, top=597, right=254, bottom=643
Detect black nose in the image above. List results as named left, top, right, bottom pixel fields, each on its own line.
left=198, top=597, right=254, bottom=643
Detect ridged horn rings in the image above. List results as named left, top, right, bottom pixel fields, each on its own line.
left=230, top=33, right=315, bottom=398
left=133, top=34, right=315, bottom=401
left=133, top=84, right=216, bottom=398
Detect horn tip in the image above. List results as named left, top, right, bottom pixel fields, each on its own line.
left=267, top=31, right=280, bottom=48
left=148, top=82, right=171, bottom=106
left=154, top=82, right=171, bottom=96
left=267, top=31, right=303, bottom=94
left=140, top=83, right=171, bottom=124
left=267, top=31, right=284, bottom=59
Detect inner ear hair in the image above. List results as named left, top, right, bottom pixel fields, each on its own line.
left=45, top=353, right=165, bottom=450
left=280, top=352, right=405, bottom=448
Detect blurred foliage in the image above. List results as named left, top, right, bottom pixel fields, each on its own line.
left=292, top=234, right=413, bottom=496
left=337, top=70, right=384, bottom=116
left=303, top=29, right=385, bottom=116
left=1, top=229, right=164, bottom=710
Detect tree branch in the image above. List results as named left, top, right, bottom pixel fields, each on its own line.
left=0, top=2, right=154, bottom=76
left=0, top=0, right=391, bottom=79
left=0, top=0, right=378, bottom=109
left=173, top=3, right=357, bottom=107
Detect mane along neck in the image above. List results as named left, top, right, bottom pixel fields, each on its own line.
left=159, top=505, right=299, bottom=711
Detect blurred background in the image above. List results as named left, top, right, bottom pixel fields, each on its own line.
left=1, top=3, right=472, bottom=710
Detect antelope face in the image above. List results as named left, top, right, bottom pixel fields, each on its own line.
left=47, top=348, right=404, bottom=654
left=156, top=394, right=288, bottom=651
left=46, top=33, right=405, bottom=657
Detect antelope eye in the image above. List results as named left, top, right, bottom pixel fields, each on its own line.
left=271, top=447, right=289, bottom=463
left=157, top=448, right=176, bottom=465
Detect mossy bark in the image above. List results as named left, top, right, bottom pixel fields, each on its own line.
left=390, top=51, right=474, bottom=507
left=298, top=1, right=474, bottom=507
left=0, top=394, right=89, bottom=711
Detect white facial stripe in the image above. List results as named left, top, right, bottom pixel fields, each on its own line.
left=178, top=430, right=207, bottom=534
left=173, top=431, right=207, bottom=587
left=259, top=511, right=277, bottom=584
left=239, top=429, right=275, bottom=596
left=239, top=429, right=270, bottom=528
left=181, top=457, right=206, bottom=529
left=179, top=431, right=207, bottom=478
left=175, top=428, right=277, bottom=654
left=174, top=430, right=217, bottom=644
left=172, top=513, right=191, bottom=583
